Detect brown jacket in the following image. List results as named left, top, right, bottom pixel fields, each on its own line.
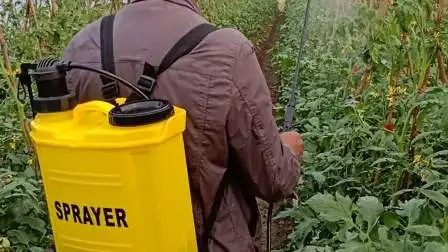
left=63, top=0, right=300, bottom=251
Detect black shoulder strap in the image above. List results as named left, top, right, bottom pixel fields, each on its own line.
left=201, top=148, right=259, bottom=251
left=201, top=170, right=230, bottom=252
left=129, top=23, right=217, bottom=101
left=157, top=23, right=216, bottom=76
left=100, top=14, right=119, bottom=103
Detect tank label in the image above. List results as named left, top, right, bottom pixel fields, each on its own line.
left=54, top=201, right=128, bottom=228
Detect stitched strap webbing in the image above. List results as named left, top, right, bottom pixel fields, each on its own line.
left=157, top=23, right=216, bottom=77
left=100, top=14, right=118, bottom=103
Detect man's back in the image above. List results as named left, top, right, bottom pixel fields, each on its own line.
left=63, top=1, right=300, bottom=251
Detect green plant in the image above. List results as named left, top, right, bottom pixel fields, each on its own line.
left=273, top=0, right=448, bottom=251
left=198, top=0, right=277, bottom=42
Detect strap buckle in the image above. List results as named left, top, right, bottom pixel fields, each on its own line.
left=101, top=80, right=119, bottom=103
left=137, top=75, right=156, bottom=98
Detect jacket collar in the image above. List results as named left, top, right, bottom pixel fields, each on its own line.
left=131, top=0, right=201, bottom=14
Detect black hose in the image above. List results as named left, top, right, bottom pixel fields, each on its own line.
left=267, top=203, right=274, bottom=252
left=61, top=62, right=151, bottom=101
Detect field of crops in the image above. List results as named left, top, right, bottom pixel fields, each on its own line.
left=1, top=0, right=448, bottom=251
left=274, top=0, right=448, bottom=251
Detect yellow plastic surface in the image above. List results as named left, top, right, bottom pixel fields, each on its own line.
left=115, top=97, right=127, bottom=106
left=29, top=100, right=198, bottom=252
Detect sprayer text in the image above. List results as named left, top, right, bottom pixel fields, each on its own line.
left=54, top=201, right=128, bottom=228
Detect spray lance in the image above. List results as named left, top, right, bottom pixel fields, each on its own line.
left=266, top=0, right=312, bottom=251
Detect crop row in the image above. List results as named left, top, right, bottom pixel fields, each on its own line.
left=273, top=0, right=448, bottom=251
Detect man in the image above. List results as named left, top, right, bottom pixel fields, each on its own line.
left=62, top=0, right=303, bottom=251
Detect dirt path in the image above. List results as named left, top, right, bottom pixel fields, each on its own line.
left=254, top=0, right=294, bottom=251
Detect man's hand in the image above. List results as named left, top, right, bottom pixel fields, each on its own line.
left=280, top=131, right=304, bottom=160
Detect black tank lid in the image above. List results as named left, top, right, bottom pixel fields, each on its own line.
left=109, top=99, right=174, bottom=126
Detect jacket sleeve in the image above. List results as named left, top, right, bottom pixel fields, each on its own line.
left=226, top=42, right=301, bottom=203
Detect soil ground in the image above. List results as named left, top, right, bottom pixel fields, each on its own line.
left=254, top=0, right=295, bottom=251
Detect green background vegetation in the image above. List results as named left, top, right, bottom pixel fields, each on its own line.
left=274, top=0, right=448, bottom=251
left=2, top=0, right=448, bottom=251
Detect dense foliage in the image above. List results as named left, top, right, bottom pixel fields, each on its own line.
left=273, top=0, right=448, bottom=251
left=198, top=0, right=276, bottom=44
left=0, top=0, right=276, bottom=251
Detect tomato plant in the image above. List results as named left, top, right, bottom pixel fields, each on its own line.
left=273, top=0, right=448, bottom=251
left=198, top=0, right=276, bottom=42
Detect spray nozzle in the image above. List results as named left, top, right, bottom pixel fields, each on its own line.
left=30, top=58, right=70, bottom=98
left=17, top=58, right=152, bottom=118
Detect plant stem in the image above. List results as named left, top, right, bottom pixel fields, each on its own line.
left=437, top=0, right=448, bottom=83
left=0, top=25, right=12, bottom=77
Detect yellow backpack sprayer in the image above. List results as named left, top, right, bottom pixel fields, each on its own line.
left=16, top=56, right=198, bottom=251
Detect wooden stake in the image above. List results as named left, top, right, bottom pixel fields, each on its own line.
left=378, top=0, right=393, bottom=17
left=51, top=0, right=58, bottom=20
left=0, top=24, right=12, bottom=76
left=437, top=0, right=448, bottom=83
left=28, top=0, right=38, bottom=25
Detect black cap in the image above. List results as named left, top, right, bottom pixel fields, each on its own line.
left=109, top=99, right=174, bottom=126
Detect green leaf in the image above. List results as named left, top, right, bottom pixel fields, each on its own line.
left=29, top=247, right=45, bottom=252
left=406, top=225, right=440, bottom=237
left=0, top=179, right=22, bottom=195
left=6, top=230, right=30, bottom=246
left=396, top=198, right=426, bottom=225
left=381, top=212, right=402, bottom=229
left=330, top=178, right=360, bottom=188
left=290, top=218, right=320, bottom=241
left=391, top=189, right=415, bottom=198
left=371, top=158, right=397, bottom=167
left=360, top=146, right=386, bottom=152
left=305, top=193, right=353, bottom=224
left=309, top=172, right=326, bottom=185
left=424, top=242, right=448, bottom=252
left=429, top=150, right=448, bottom=159
left=336, top=241, right=377, bottom=252
left=378, top=225, right=389, bottom=242
left=420, top=189, right=448, bottom=207
left=303, top=246, right=334, bottom=252
left=335, top=192, right=353, bottom=214
left=357, top=196, right=383, bottom=230
left=19, top=216, right=47, bottom=234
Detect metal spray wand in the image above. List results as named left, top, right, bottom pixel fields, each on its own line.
left=266, top=0, right=312, bottom=251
